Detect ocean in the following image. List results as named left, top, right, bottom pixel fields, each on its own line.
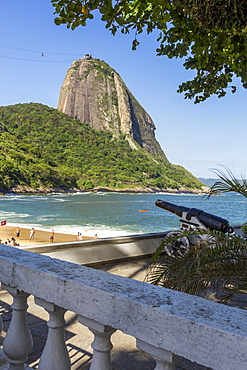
left=0, top=192, right=246, bottom=238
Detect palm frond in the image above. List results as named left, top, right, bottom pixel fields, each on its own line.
left=146, top=228, right=247, bottom=303
left=206, top=166, right=247, bottom=198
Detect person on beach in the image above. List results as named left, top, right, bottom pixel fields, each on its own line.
left=49, top=230, right=55, bottom=243
left=10, top=237, right=19, bottom=247
left=76, top=232, right=83, bottom=241
left=29, top=228, right=35, bottom=240
left=15, top=226, right=20, bottom=239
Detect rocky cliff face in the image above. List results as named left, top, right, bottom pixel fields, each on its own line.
left=57, top=56, right=168, bottom=161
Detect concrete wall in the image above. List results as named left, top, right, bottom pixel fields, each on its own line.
left=23, top=232, right=168, bottom=265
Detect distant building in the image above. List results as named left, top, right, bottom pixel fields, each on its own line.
left=84, top=53, right=93, bottom=60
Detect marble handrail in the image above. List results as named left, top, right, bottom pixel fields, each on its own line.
left=0, top=244, right=247, bottom=370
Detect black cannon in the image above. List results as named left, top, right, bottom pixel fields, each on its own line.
left=155, top=199, right=234, bottom=233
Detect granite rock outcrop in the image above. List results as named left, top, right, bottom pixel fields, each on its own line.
left=57, top=55, right=167, bottom=160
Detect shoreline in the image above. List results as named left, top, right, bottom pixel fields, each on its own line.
left=0, top=226, right=92, bottom=247
left=0, top=185, right=209, bottom=196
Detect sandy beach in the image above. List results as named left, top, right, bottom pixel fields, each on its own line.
left=0, top=225, right=92, bottom=247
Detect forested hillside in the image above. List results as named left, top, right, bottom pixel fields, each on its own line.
left=0, top=103, right=203, bottom=193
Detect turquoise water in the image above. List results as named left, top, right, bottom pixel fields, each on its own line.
left=0, top=192, right=246, bottom=238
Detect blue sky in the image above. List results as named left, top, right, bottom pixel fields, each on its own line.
left=1, top=1, right=246, bottom=178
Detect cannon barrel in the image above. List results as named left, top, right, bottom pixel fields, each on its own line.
left=155, top=199, right=232, bottom=233
left=155, top=199, right=190, bottom=218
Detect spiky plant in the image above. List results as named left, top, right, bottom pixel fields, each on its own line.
left=146, top=229, right=247, bottom=303
left=207, top=166, right=247, bottom=198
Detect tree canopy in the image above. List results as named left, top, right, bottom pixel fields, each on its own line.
left=51, top=0, right=247, bottom=103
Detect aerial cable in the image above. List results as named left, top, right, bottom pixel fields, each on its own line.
left=0, top=42, right=39, bottom=53
left=0, top=54, right=73, bottom=63
left=0, top=42, right=82, bottom=56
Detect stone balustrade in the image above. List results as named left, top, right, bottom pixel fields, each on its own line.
left=0, top=244, right=247, bottom=370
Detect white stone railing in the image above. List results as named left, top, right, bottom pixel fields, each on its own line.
left=0, top=244, right=247, bottom=370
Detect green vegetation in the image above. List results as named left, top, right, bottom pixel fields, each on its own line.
left=51, top=0, right=247, bottom=103
left=206, top=166, right=247, bottom=198
left=146, top=228, right=247, bottom=304
left=0, top=103, right=202, bottom=193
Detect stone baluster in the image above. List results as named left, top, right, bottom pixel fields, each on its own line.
left=78, top=315, right=116, bottom=370
left=0, top=314, right=2, bottom=334
left=35, top=298, right=70, bottom=370
left=136, top=339, right=180, bottom=370
left=0, top=311, right=7, bottom=366
left=2, top=284, right=33, bottom=370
